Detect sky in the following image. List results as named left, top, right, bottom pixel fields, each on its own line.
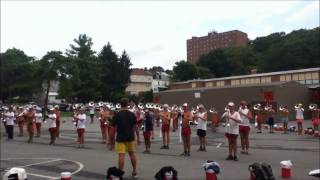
left=1, top=1, right=319, bottom=70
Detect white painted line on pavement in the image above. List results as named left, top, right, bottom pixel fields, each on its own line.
left=216, top=143, right=222, bottom=148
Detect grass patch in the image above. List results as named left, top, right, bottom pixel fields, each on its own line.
left=61, top=111, right=73, bottom=117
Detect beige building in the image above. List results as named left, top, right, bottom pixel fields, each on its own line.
left=126, top=69, right=153, bottom=95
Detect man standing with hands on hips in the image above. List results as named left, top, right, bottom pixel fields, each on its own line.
left=111, top=98, right=138, bottom=178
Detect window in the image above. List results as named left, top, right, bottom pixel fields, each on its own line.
left=305, top=73, right=312, bottom=79
left=192, top=83, right=196, bottom=88
left=312, top=72, right=319, bottom=79
left=245, top=79, right=250, bottom=84
left=240, top=79, right=246, bottom=84
left=206, top=82, right=213, bottom=87
left=298, top=73, right=305, bottom=80
left=312, top=79, right=320, bottom=84
left=305, top=80, right=312, bottom=85
left=231, top=80, right=236, bottom=85
left=280, top=75, right=286, bottom=81
left=285, top=75, right=292, bottom=81
left=266, top=77, right=271, bottom=83
left=292, top=74, right=299, bottom=80
left=261, top=77, right=266, bottom=83
left=255, top=78, right=260, bottom=84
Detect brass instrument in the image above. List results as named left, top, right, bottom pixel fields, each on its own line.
left=264, top=104, right=272, bottom=111
left=88, top=101, right=94, bottom=107
left=309, top=104, right=318, bottom=111
left=138, top=103, right=144, bottom=109
left=253, top=104, right=262, bottom=111
left=209, top=107, right=217, bottom=113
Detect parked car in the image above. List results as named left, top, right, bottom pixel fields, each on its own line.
left=59, top=103, right=72, bottom=112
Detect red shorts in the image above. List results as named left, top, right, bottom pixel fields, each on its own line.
left=239, top=125, right=250, bottom=135
left=296, top=119, right=304, bottom=124
left=56, top=120, right=60, bottom=128
left=100, top=122, right=108, bottom=129
left=312, top=118, right=320, bottom=126
left=27, top=123, right=35, bottom=133
left=49, top=127, right=57, bottom=134
left=77, top=128, right=85, bottom=136
left=143, top=131, right=151, bottom=139
left=161, top=124, right=170, bottom=132
left=181, top=127, right=191, bottom=136
left=225, top=133, right=238, bottom=139
left=36, top=123, right=41, bottom=129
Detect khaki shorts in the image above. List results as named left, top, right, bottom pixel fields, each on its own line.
left=116, top=141, right=136, bottom=154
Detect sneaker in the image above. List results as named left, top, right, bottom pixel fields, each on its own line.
left=186, top=152, right=191, bottom=156
left=132, top=172, right=138, bottom=178
left=160, top=146, right=166, bottom=149
left=226, top=155, right=233, bottom=160
left=233, top=156, right=239, bottom=161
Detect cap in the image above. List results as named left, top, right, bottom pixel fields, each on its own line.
left=227, top=102, right=235, bottom=107
left=163, top=104, right=169, bottom=108
left=49, top=107, right=55, bottom=111
left=182, top=103, right=188, bottom=107
left=198, top=104, right=204, bottom=109
left=54, top=105, right=59, bottom=109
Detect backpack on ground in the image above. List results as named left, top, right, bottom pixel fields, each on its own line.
left=155, top=166, right=178, bottom=180
left=249, top=162, right=275, bottom=180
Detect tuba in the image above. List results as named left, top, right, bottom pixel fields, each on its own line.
left=115, top=103, right=121, bottom=109
left=279, top=105, right=287, bottom=111
left=264, top=104, right=272, bottom=111
left=98, top=101, right=104, bottom=107
left=138, top=103, right=144, bottom=109
left=294, top=103, right=304, bottom=111
left=309, top=104, right=318, bottom=111
left=89, top=101, right=94, bottom=107
left=209, top=107, right=217, bottom=113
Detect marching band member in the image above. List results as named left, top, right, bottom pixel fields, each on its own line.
left=180, top=103, right=193, bottom=156
left=35, top=108, right=43, bottom=137
left=143, top=109, right=153, bottom=153
left=160, top=104, right=171, bottom=149
left=171, top=107, right=178, bottom=132
left=54, top=105, right=61, bottom=138
left=210, top=108, right=219, bottom=132
left=221, top=102, right=242, bottom=161
left=195, top=104, right=207, bottom=152
left=266, top=105, right=275, bottom=133
left=135, top=106, right=144, bottom=145
left=254, top=104, right=263, bottom=133
left=16, top=107, right=25, bottom=137
left=89, top=103, right=95, bottom=124
left=99, top=104, right=111, bottom=144
left=1, top=106, right=8, bottom=137
left=294, top=104, right=304, bottom=135
left=77, top=107, right=87, bottom=148
left=279, top=105, right=289, bottom=134
left=48, top=108, right=57, bottom=145
left=310, top=104, right=319, bottom=133
left=25, top=107, right=36, bottom=143
left=238, top=101, right=253, bottom=154
left=4, top=106, right=15, bottom=140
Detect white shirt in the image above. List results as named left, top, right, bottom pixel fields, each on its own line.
left=295, top=109, right=304, bottom=119
left=239, top=108, right=250, bottom=127
left=196, top=111, right=207, bottom=130
left=48, top=114, right=57, bottom=128
left=35, top=113, right=43, bottom=123
left=77, top=114, right=86, bottom=129
left=89, top=108, right=94, bottom=115
left=4, top=112, right=15, bottom=125
left=223, top=111, right=242, bottom=135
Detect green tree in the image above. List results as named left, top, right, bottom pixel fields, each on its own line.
left=0, top=48, right=38, bottom=103
left=172, top=60, right=199, bottom=81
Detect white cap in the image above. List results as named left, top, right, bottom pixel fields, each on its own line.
left=198, top=104, right=204, bottom=108
left=227, top=102, right=235, bottom=107
left=182, top=103, right=188, bottom=107
left=49, top=107, right=55, bottom=111
left=54, top=105, right=59, bottom=109
left=163, top=104, right=169, bottom=108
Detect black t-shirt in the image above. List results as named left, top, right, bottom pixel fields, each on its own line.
left=112, top=110, right=137, bottom=142
left=144, top=113, right=153, bottom=131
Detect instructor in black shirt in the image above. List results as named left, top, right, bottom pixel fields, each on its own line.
left=111, top=98, right=138, bottom=178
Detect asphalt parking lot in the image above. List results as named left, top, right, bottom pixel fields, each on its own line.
left=1, top=117, right=319, bottom=180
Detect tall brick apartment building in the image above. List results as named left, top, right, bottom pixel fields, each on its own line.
left=187, top=30, right=248, bottom=64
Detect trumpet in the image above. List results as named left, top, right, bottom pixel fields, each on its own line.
left=309, top=104, right=318, bottom=111
left=138, top=103, right=144, bottom=109
left=88, top=101, right=94, bottom=107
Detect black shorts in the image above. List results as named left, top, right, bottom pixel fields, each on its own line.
left=197, top=129, right=206, bottom=137
left=267, top=117, right=274, bottom=126
left=90, top=114, right=94, bottom=118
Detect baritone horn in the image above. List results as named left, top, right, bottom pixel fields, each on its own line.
left=209, top=107, right=217, bottom=113
left=264, top=104, right=272, bottom=111
left=294, top=103, right=304, bottom=111
left=138, top=103, right=144, bottom=109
